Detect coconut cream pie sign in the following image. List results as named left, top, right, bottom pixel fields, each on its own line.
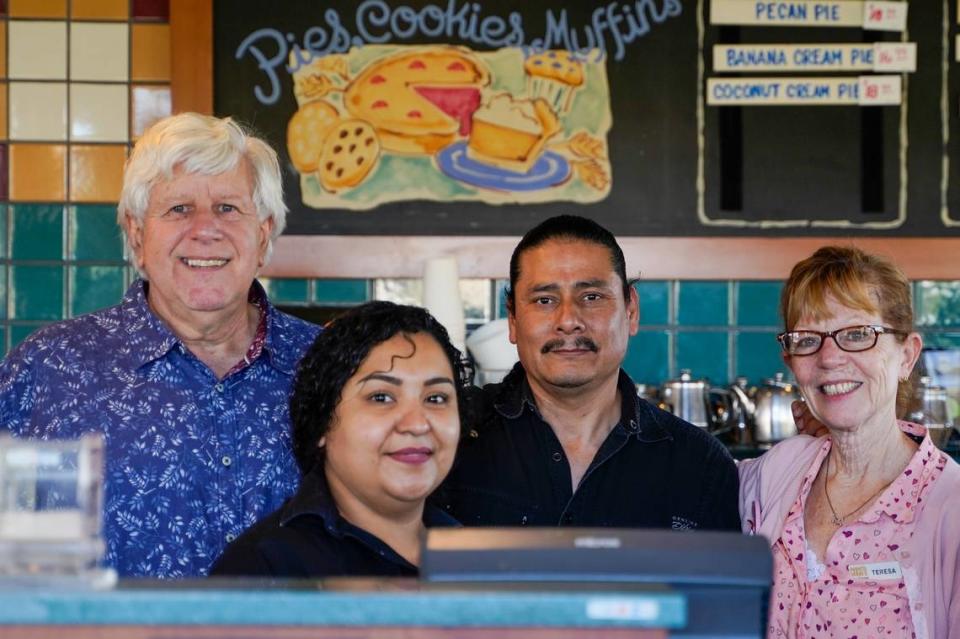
left=286, top=45, right=613, bottom=210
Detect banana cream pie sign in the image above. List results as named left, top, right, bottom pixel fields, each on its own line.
left=235, top=1, right=682, bottom=210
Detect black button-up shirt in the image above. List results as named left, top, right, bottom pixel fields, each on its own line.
left=435, top=365, right=740, bottom=531
left=211, top=466, right=458, bottom=578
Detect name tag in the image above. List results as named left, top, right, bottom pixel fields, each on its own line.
left=848, top=561, right=902, bottom=580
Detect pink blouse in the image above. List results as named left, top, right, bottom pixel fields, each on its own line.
left=766, top=423, right=947, bottom=638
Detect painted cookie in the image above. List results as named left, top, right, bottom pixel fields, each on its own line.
left=317, top=120, right=381, bottom=192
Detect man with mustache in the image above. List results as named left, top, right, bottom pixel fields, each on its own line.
left=438, top=215, right=740, bottom=530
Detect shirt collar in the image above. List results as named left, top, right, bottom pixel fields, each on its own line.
left=260, top=283, right=309, bottom=375
left=862, top=420, right=948, bottom=524
left=490, top=362, right=535, bottom=420
left=278, top=466, right=341, bottom=530
left=121, top=279, right=299, bottom=375
left=119, top=279, right=180, bottom=367
left=491, top=364, right=671, bottom=442
left=785, top=421, right=947, bottom=526
left=280, top=466, right=459, bottom=533
left=784, top=437, right=833, bottom=525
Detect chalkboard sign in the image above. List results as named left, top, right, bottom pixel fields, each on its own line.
left=213, top=1, right=954, bottom=237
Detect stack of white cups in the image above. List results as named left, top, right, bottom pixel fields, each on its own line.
left=422, top=255, right=466, bottom=353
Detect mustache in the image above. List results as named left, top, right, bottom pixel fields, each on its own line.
left=541, top=337, right=599, bottom=354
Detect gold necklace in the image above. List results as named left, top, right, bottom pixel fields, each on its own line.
left=823, top=452, right=892, bottom=527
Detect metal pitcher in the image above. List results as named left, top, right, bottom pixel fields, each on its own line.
left=660, top=370, right=731, bottom=431
left=728, top=373, right=800, bottom=445
left=753, top=373, right=801, bottom=444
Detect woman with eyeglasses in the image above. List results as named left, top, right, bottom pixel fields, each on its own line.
left=739, top=246, right=960, bottom=638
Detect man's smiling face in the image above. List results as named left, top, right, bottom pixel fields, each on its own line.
left=127, top=159, right=272, bottom=322
left=508, top=238, right=638, bottom=394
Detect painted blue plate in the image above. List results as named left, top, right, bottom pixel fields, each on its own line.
left=436, top=141, right=570, bottom=192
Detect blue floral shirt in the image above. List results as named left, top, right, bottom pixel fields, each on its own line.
left=0, top=280, right=320, bottom=578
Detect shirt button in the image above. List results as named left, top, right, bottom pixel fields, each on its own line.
left=225, top=533, right=236, bottom=543
left=214, top=383, right=224, bottom=392
left=221, top=455, right=232, bottom=467
left=552, top=452, right=563, bottom=462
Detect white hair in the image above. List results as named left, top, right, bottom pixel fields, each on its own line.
left=117, top=112, right=287, bottom=273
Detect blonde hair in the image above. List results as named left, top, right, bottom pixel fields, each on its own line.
left=117, top=113, right=287, bottom=274
left=780, top=245, right=917, bottom=415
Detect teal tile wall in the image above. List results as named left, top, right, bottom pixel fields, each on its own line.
left=736, top=331, right=789, bottom=383
left=11, top=266, right=64, bottom=321
left=624, top=330, right=670, bottom=384
left=492, top=278, right=960, bottom=385
left=10, top=325, right=38, bottom=348
left=70, top=206, right=125, bottom=261
left=261, top=278, right=370, bottom=307
left=676, top=331, right=729, bottom=384
left=4, top=204, right=133, bottom=352
left=262, top=278, right=310, bottom=304
left=71, top=266, right=126, bottom=317
left=636, top=281, right=670, bottom=325
left=12, top=205, right=63, bottom=261
left=923, top=333, right=960, bottom=349
left=3, top=210, right=960, bottom=385
left=737, top=282, right=783, bottom=327
left=313, top=279, right=369, bottom=305
left=678, top=281, right=729, bottom=325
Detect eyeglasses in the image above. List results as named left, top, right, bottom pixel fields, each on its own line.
left=777, top=324, right=906, bottom=356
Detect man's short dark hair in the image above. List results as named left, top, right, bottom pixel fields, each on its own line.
left=506, top=215, right=633, bottom=311
left=290, top=301, right=472, bottom=476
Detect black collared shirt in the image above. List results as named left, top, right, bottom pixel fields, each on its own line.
left=435, top=365, right=741, bottom=531
left=210, top=467, right=458, bottom=578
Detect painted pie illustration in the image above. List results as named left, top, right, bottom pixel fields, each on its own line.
left=467, top=94, right=561, bottom=173
left=524, top=50, right=585, bottom=113
left=286, top=100, right=341, bottom=173
left=344, top=47, right=490, bottom=155
left=317, top=119, right=382, bottom=193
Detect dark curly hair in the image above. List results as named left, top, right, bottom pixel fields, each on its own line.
left=290, top=301, right=472, bottom=475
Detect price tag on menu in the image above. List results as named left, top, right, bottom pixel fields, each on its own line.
left=873, top=42, right=916, bottom=72
left=858, top=75, right=901, bottom=105
left=862, top=1, right=907, bottom=32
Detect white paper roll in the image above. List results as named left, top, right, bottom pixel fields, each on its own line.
left=422, top=255, right=466, bottom=352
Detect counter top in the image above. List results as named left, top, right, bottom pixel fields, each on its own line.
left=0, top=580, right=686, bottom=629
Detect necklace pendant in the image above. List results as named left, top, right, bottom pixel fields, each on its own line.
left=831, top=513, right=844, bottom=526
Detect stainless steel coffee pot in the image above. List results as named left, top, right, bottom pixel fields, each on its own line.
left=728, top=373, right=800, bottom=445
left=660, top=370, right=729, bottom=430
left=752, top=373, right=801, bottom=444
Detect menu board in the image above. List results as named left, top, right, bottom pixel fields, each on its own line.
left=213, top=0, right=955, bottom=237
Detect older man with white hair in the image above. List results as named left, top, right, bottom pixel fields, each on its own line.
left=0, top=113, right=320, bottom=577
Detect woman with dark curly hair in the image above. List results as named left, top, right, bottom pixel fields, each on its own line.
left=211, top=301, right=470, bottom=577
